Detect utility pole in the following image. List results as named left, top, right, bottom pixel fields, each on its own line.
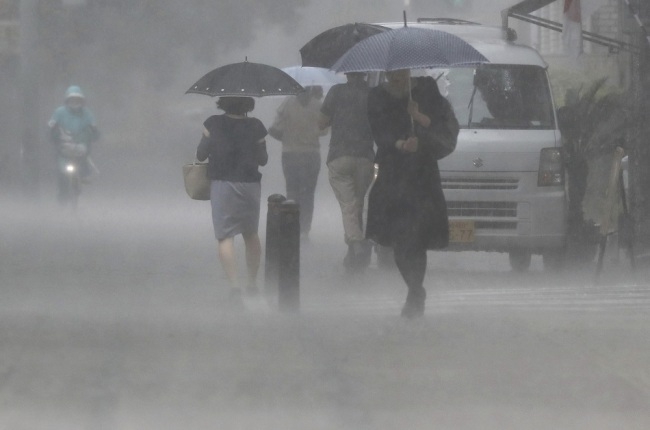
left=627, top=0, right=650, bottom=260
left=19, top=0, right=40, bottom=197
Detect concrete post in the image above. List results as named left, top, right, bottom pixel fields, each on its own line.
left=264, top=193, right=286, bottom=299
left=278, top=200, right=300, bottom=313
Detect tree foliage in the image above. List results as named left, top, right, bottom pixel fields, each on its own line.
left=35, top=0, right=308, bottom=90
left=558, top=77, right=633, bottom=264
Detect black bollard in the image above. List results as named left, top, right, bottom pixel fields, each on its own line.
left=278, top=200, right=300, bottom=313
left=265, top=194, right=287, bottom=299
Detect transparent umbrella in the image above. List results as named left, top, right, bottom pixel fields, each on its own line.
left=281, top=66, right=346, bottom=88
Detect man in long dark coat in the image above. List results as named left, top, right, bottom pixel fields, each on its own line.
left=366, top=69, right=459, bottom=318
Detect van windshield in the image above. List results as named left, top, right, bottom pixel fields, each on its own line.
left=438, top=65, right=555, bottom=130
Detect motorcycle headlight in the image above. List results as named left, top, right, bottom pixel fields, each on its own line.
left=65, top=164, right=76, bottom=173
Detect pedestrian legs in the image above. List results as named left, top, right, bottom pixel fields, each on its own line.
left=217, top=237, right=244, bottom=307
left=242, top=231, right=262, bottom=293
left=282, top=151, right=321, bottom=237
left=393, top=240, right=427, bottom=318
left=328, top=156, right=374, bottom=269
left=217, top=232, right=262, bottom=307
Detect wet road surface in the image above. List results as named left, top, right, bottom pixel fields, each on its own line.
left=1, top=194, right=649, bottom=430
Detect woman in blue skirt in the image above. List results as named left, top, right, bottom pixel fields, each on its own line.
left=197, top=97, right=268, bottom=307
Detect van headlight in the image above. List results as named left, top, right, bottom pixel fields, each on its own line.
left=537, top=148, right=564, bottom=187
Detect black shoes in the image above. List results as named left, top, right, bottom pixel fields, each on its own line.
left=344, top=240, right=372, bottom=272
left=343, top=245, right=355, bottom=269
left=401, top=287, right=426, bottom=319
left=353, top=240, right=372, bottom=268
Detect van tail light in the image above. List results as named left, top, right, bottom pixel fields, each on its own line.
left=538, top=148, right=564, bottom=186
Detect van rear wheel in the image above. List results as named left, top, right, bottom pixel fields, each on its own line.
left=509, top=250, right=531, bottom=272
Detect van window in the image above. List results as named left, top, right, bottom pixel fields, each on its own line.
left=441, top=65, right=555, bottom=130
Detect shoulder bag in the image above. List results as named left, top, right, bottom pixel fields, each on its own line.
left=182, top=161, right=210, bottom=200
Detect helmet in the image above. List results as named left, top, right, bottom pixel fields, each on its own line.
left=65, top=85, right=85, bottom=101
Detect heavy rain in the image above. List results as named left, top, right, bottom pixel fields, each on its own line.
left=1, top=0, right=649, bottom=429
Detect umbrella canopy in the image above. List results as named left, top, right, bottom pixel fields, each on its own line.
left=281, top=66, right=346, bottom=88
left=300, top=22, right=389, bottom=69
left=186, top=60, right=304, bottom=97
left=331, top=26, right=489, bottom=73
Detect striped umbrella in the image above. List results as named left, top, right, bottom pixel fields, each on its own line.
left=330, top=26, right=488, bottom=73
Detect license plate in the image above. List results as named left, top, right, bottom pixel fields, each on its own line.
left=449, top=220, right=475, bottom=243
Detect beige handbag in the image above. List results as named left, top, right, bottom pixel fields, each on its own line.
left=182, top=162, right=210, bottom=200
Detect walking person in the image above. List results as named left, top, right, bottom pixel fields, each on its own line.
left=319, top=72, right=375, bottom=271
left=366, top=70, right=458, bottom=318
left=196, top=96, right=268, bottom=308
left=269, top=86, right=324, bottom=240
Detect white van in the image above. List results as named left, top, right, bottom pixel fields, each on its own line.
left=377, top=19, right=566, bottom=271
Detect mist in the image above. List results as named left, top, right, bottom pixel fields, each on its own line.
left=1, top=0, right=519, bottom=202
left=1, top=1, right=649, bottom=429
left=1, top=0, right=519, bottom=199
left=60, top=0, right=516, bottom=187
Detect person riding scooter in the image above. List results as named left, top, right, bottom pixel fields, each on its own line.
left=47, top=85, right=99, bottom=204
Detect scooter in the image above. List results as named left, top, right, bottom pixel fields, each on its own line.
left=57, top=142, right=87, bottom=209
left=61, top=158, right=81, bottom=209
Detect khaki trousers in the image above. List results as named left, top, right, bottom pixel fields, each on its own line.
left=327, top=156, right=374, bottom=243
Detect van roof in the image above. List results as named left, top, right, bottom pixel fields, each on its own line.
left=376, top=21, right=548, bottom=68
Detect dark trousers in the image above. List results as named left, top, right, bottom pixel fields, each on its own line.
left=281, top=151, right=321, bottom=234
left=393, top=240, right=427, bottom=295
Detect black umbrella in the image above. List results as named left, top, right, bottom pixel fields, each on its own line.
left=300, top=22, right=389, bottom=69
left=186, top=60, right=304, bottom=97
left=330, top=26, right=489, bottom=73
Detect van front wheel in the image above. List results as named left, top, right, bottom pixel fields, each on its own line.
left=509, top=250, right=531, bottom=272
left=542, top=249, right=566, bottom=272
